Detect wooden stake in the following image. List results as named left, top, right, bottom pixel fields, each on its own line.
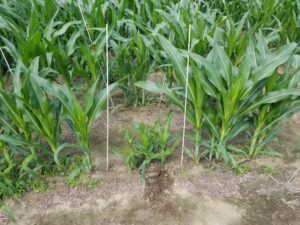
left=177, top=0, right=184, bottom=21
left=180, top=25, right=191, bottom=167
left=77, top=2, right=93, bottom=44
left=78, top=3, right=112, bottom=170
left=0, top=48, right=14, bottom=77
left=106, top=23, right=110, bottom=171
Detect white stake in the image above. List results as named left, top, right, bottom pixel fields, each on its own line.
left=77, top=2, right=93, bottom=45
left=158, top=75, right=166, bottom=106
left=0, top=48, right=14, bottom=77
left=288, top=166, right=300, bottom=183
left=177, top=0, right=184, bottom=21
left=106, top=23, right=109, bottom=171
left=181, top=25, right=191, bottom=167
left=78, top=3, right=113, bottom=170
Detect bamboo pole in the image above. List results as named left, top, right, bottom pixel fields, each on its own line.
left=78, top=3, right=112, bottom=170
left=105, top=23, right=110, bottom=171
left=180, top=25, right=191, bottom=167
left=0, top=48, right=14, bottom=77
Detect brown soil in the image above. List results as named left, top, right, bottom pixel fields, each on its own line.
left=1, top=104, right=300, bottom=225
left=144, top=169, right=174, bottom=201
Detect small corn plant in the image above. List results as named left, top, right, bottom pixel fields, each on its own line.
left=115, top=112, right=178, bottom=175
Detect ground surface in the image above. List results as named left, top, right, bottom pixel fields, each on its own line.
left=1, top=103, right=300, bottom=225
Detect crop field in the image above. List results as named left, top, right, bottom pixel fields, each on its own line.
left=0, top=0, right=300, bottom=224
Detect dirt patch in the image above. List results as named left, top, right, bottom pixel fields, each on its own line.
left=242, top=191, right=300, bottom=225
left=144, top=169, right=174, bottom=201
left=237, top=178, right=300, bottom=225
left=24, top=194, right=242, bottom=225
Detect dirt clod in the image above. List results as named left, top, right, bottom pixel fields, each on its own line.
left=144, top=170, right=174, bottom=201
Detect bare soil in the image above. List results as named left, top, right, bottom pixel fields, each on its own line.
left=1, top=104, right=300, bottom=225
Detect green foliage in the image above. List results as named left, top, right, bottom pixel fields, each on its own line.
left=29, top=178, right=51, bottom=193
left=112, top=33, right=156, bottom=106
left=233, top=165, right=252, bottom=175
left=64, top=155, right=99, bottom=189
left=0, top=0, right=299, bottom=198
left=209, top=0, right=300, bottom=44
left=0, top=203, right=16, bottom=225
left=261, top=165, right=278, bottom=176
left=116, top=112, right=177, bottom=175
left=68, top=173, right=99, bottom=189
left=0, top=57, right=115, bottom=198
left=137, top=29, right=300, bottom=166
left=34, top=74, right=117, bottom=168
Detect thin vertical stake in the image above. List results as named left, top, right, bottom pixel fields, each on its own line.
left=78, top=2, right=115, bottom=108
left=181, top=25, right=191, bottom=167
left=0, top=48, right=14, bottom=77
left=177, top=0, right=183, bottom=21
left=106, top=23, right=109, bottom=171
left=158, top=75, right=166, bottom=106
left=78, top=2, right=93, bottom=44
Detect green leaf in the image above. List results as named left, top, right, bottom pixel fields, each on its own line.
left=252, top=43, right=297, bottom=82
left=243, top=88, right=300, bottom=115
left=87, top=82, right=117, bottom=127
left=53, top=21, right=82, bottom=37
left=0, top=134, right=39, bottom=148
left=157, top=34, right=186, bottom=86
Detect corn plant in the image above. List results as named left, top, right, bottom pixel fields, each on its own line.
left=247, top=47, right=300, bottom=157
left=34, top=73, right=117, bottom=168
left=0, top=58, right=68, bottom=169
left=137, top=33, right=206, bottom=163
left=190, top=33, right=300, bottom=164
left=137, top=29, right=300, bottom=166
left=111, top=32, right=156, bottom=106
left=0, top=60, right=54, bottom=198
left=208, top=0, right=300, bottom=45
left=0, top=61, right=41, bottom=171
left=156, top=1, right=218, bottom=50
left=115, top=112, right=177, bottom=175
left=0, top=0, right=112, bottom=85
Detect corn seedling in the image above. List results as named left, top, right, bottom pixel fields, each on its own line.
left=115, top=112, right=177, bottom=176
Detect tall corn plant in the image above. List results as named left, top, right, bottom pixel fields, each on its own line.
left=0, top=60, right=56, bottom=197
left=136, top=34, right=205, bottom=162
left=152, top=1, right=223, bottom=88
left=208, top=0, right=300, bottom=45
left=0, top=58, right=65, bottom=168
left=33, top=71, right=117, bottom=168
left=247, top=43, right=300, bottom=157
left=190, top=33, right=300, bottom=164
left=111, top=32, right=156, bottom=106
left=137, top=31, right=300, bottom=166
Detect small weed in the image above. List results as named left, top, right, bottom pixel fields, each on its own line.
left=65, top=156, right=99, bottom=189
left=0, top=203, right=17, bottom=225
left=29, top=178, right=51, bottom=193
left=261, top=166, right=278, bottom=176
left=234, top=165, right=252, bottom=175
left=293, top=140, right=300, bottom=153
left=68, top=173, right=99, bottom=189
